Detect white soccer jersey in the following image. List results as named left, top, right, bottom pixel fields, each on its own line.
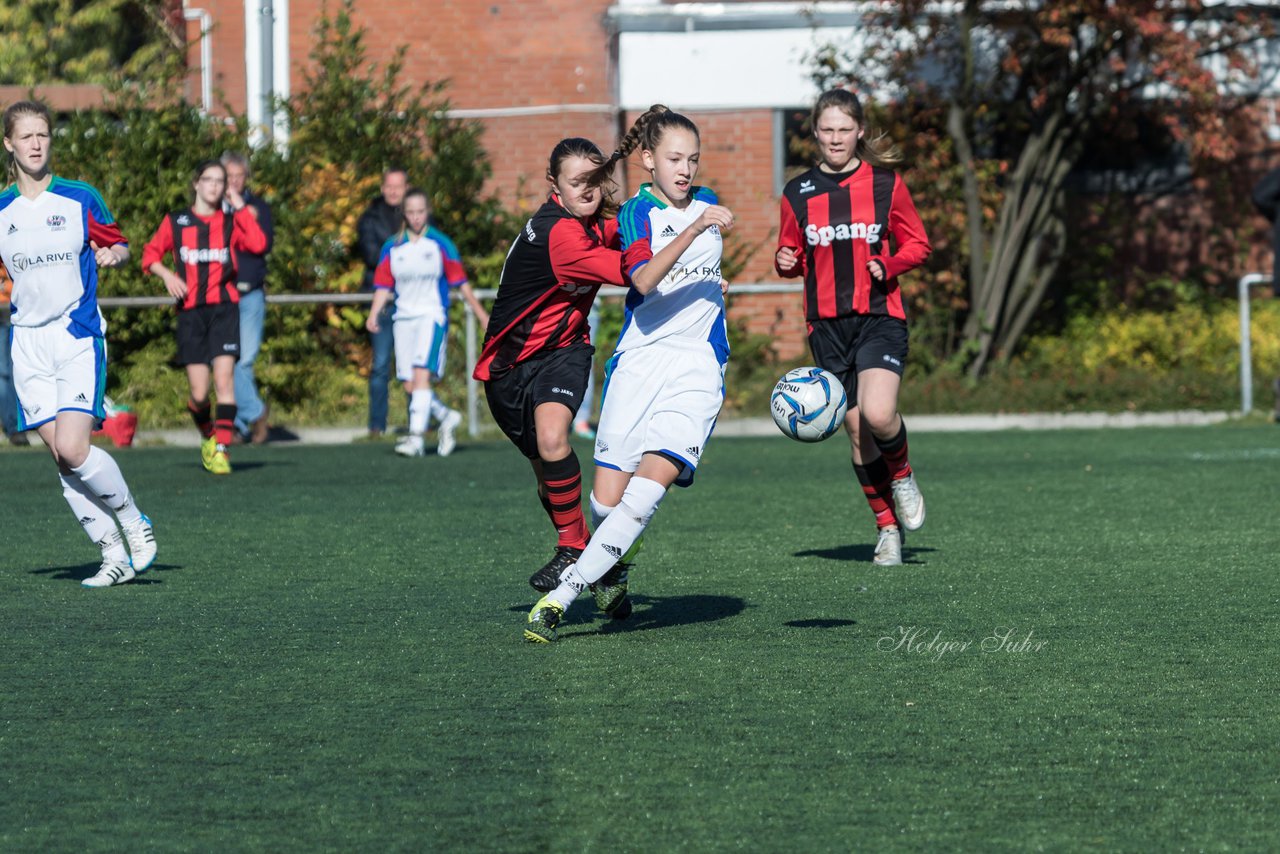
left=372, top=227, right=468, bottom=322
left=615, top=185, right=728, bottom=363
left=0, top=177, right=126, bottom=337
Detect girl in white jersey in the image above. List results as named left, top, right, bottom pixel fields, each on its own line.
left=525, top=105, right=734, bottom=642
left=365, top=188, right=489, bottom=457
left=0, top=101, right=156, bottom=588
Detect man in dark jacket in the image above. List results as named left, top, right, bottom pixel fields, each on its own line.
left=1251, top=166, right=1280, bottom=416
left=222, top=151, right=275, bottom=444
left=357, top=167, right=408, bottom=437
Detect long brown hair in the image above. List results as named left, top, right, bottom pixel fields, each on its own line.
left=584, top=105, right=700, bottom=188
left=811, top=89, right=902, bottom=168
left=547, top=136, right=618, bottom=217
left=3, top=100, right=53, bottom=181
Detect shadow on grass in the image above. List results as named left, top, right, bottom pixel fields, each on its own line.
left=31, top=562, right=178, bottom=584
left=784, top=618, right=856, bottom=629
left=794, top=543, right=935, bottom=565
left=511, top=593, right=747, bottom=638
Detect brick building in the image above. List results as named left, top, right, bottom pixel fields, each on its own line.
left=183, top=0, right=1279, bottom=360
left=184, top=0, right=848, bottom=357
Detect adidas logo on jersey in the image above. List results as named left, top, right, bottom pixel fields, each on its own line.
left=603, top=544, right=624, bottom=559
left=6, top=223, right=16, bottom=234
left=660, top=224, right=678, bottom=238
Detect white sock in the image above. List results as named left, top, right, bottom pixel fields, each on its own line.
left=589, top=492, right=616, bottom=529
left=71, top=446, right=143, bottom=526
left=550, top=476, right=667, bottom=608
left=409, top=389, right=434, bottom=436
left=60, top=472, right=129, bottom=561
left=429, top=397, right=451, bottom=424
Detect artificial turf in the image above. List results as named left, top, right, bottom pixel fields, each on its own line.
left=2, top=425, right=1279, bottom=851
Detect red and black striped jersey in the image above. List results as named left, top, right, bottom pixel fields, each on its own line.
left=776, top=164, right=930, bottom=322
left=141, top=207, right=269, bottom=311
left=473, top=196, right=625, bottom=381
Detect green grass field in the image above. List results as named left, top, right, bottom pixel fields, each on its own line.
left=3, top=426, right=1279, bottom=851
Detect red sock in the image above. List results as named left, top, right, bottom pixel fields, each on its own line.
left=541, top=453, right=590, bottom=550
left=873, top=419, right=912, bottom=480
left=854, top=458, right=898, bottom=529
left=214, top=404, right=237, bottom=447
left=187, top=398, right=213, bottom=439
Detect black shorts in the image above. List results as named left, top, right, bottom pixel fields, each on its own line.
left=176, top=303, right=240, bottom=366
left=484, top=343, right=593, bottom=459
left=807, top=314, right=908, bottom=401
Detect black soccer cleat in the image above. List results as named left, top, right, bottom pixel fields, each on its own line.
left=529, top=546, right=583, bottom=592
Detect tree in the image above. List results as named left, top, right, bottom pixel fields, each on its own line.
left=814, top=1, right=1268, bottom=377
left=0, top=0, right=177, bottom=85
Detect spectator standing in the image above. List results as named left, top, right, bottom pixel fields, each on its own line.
left=221, top=151, right=273, bottom=444
left=357, top=167, right=408, bottom=438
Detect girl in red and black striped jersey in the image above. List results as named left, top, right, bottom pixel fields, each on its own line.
left=142, top=159, right=269, bottom=474
left=775, top=89, right=932, bottom=567
left=474, top=138, right=628, bottom=592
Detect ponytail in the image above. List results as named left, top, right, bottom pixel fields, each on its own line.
left=584, top=104, right=701, bottom=187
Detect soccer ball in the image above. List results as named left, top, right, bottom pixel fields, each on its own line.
left=770, top=367, right=848, bottom=442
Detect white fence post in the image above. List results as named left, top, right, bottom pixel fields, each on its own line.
left=1238, top=273, right=1274, bottom=414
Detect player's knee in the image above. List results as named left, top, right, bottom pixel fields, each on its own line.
left=618, top=476, right=667, bottom=526
left=861, top=403, right=897, bottom=435
left=536, top=431, right=571, bottom=461
left=54, top=436, right=90, bottom=469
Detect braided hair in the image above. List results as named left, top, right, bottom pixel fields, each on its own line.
left=585, top=105, right=700, bottom=188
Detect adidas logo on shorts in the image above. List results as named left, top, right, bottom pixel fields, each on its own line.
left=660, top=224, right=678, bottom=238
left=603, top=544, right=623, bottom=559
left=6, top=223, right=16, bottom=234
left=75, top=393, right=88, bottom=403
left=685, top=446, right=701, bottom=459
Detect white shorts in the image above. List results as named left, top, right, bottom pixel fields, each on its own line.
left=11, top=323, right=107, bottom=429
left=594, top=339, right=725, bottom=488
left=393, top=314, right=447, bottom=382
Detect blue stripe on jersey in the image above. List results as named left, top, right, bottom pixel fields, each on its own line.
left=691, top=186, right=719, bottom=206
left=425, top=226, right=463, bottom=265
left=707, top=306, right=730, bottom=366
left=68, top=248, right=101, bottom=339
left=50, top=176, right=118, bottom=226
left=618, top=196, right=654, bottom=251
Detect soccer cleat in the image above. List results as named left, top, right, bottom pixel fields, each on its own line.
left=890, top=473, right=926, bottom=531
left=437, top=409, right=462, bottom=457
left=82, top=559, right=136, bottom=588
left=122, top=513, right=157, bottom=573
left=529, top=545, right=582, bottom=592
left=873, top=526, right=903, bottom=567
left=573, top=419, right=595, bottom=440
left=590, top=562, right=632, bottom=620
left=206, top=445, right=232, bottom=475
left=200, top=434, right=217, bottom=469
left=524, top=595, right=566, bottom=643
left=395, top=435, right=426, bottom=457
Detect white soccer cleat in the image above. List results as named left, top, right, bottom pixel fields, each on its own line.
left=437, top=409, right=462, bottom=457
left=394, top=435, right=426, bottom=457
left=873, top=526, right=903, bottom=567
left=891, top=474, right=926, bottom=531
left=82, top=559, right=136, bottom=588
left=122, top=513, right=157, bottom=573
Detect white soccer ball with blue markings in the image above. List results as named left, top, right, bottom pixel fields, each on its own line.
left=770, top=367, right=848, bottom=442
